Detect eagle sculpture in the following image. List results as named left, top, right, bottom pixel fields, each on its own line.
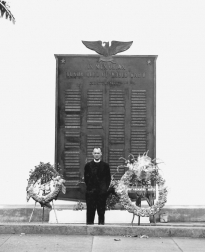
left=82, top=40, right=133, bottom=61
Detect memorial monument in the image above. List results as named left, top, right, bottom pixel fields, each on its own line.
left=54, top=41, right=157, bottom=202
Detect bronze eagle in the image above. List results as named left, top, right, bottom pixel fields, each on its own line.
left=82, top=40, right=133, bottom=61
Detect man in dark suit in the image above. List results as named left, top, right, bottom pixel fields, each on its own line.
left=84, top=147, right=111, bottom=225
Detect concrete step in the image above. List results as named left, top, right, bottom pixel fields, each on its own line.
left=1, top=204, right=205, bottom=225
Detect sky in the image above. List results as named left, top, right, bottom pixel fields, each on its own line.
left=0, top=0, right=205, bottom=206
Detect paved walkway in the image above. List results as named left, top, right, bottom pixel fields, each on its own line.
left=0, top=234, right=205, bottom=252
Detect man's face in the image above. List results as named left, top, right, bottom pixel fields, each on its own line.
left=92, top=148, right=102, bottom=160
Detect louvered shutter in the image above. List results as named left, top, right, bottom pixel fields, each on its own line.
left=108, top=90, right=125, bottom=179
left=64, top=89, right=81, bottom=189
left=131, top=90, right=147, bottom=156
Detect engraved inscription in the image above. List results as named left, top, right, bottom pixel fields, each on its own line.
left=96, top=62, right=126, bottom=70
left=66, top=71, right=145, bottom=79
left=90, top=81, right=129, bottom=86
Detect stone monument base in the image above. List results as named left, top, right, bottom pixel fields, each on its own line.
left=49, top=209, right=150, bottom=224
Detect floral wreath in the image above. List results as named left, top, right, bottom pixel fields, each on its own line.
left=26, top=162, right=66, bottom=208
left=107, top=153, right=168, bottom=217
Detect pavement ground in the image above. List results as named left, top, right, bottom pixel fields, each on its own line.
left=0, top=234, right=205, bottom=252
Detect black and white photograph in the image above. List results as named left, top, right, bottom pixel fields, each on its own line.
left=0, top=0, right=205, bottom=251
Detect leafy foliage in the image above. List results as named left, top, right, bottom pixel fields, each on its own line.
left=106, top=179, right=120, bottom=210
left=106, top=193, right=120, bottom=210
left=0, top=1, right=15, bottom=23
left=28, top=162, right=61, bottom=185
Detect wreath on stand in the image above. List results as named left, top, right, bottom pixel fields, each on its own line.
left=106, top=153, right=168, bottom=217
left=26, top=162, right=66, bottom=209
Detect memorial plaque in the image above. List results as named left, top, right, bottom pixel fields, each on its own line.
left=55, top=41, right=157, bottom=201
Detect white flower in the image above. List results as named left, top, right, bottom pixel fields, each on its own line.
left=127, top=163, right=133, bottom=170
left=137, top=155, right=152, bottom=167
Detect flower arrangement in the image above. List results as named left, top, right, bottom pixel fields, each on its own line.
left=106, top=179, right=121, bottom=210
left=107, top=152, right=168, bottom=217
left=26, top=162, right=66, bottom=208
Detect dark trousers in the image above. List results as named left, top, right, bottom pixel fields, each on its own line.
left=86, top=191, right=107, bottom=225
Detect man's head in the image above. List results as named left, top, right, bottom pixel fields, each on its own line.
left=92, top=147, right=102, bottom=161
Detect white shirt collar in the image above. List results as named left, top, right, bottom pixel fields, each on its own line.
left=94, top=159, right=101, bottom=163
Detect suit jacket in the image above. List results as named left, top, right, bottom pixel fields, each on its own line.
left=84, top=160, right=111, bottom=194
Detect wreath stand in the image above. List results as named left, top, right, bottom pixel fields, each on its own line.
left=130, top=190, right=156, bottom=226
left=114, top=154, right=167, bottom=226
left=29, top=200, right=58, bottom=223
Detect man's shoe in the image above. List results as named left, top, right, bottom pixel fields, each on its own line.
left=87, top=223, right=94, bottom=225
